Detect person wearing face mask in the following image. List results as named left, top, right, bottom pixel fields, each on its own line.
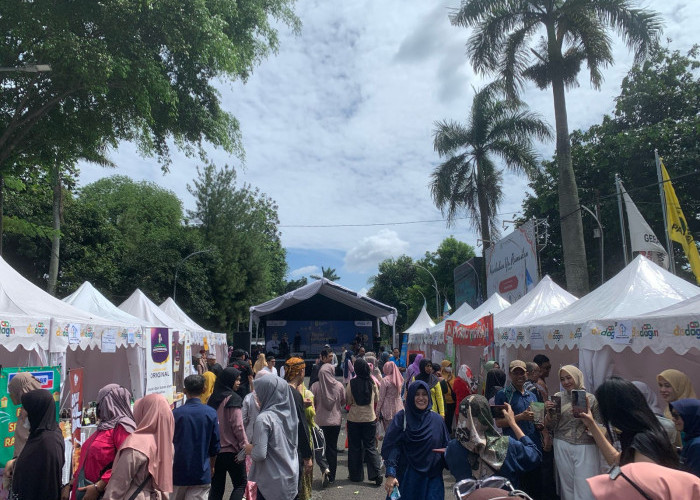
left=545, top=365, right=602, bottom=500
left=381, top=381, right=449, bottom=500
left=657, top=369, right=697, bottom=447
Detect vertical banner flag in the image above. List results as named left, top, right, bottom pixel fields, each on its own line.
left=0, top=366, right=61, bottom=466
left=620, top=181, right=669, bottom=268
left=69, top=368, right=83, bottom=445
left=146, top=327, right=173, bottom=402
left=661, top=161, right=700, bottom=283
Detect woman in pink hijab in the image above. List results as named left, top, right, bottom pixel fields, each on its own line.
left=377, top=361, right=404, bottom=432
left=103, top=394, right=174, bottom=500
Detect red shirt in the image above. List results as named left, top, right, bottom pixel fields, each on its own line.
left=452, top=377, right=471, bottom=416
left=71, top=425, right=131, bottom=497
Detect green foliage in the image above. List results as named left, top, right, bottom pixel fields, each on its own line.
left=187, top=163, right=287, bottom=330
left=0, top=0, right=301, bottom=173
left=310, top=266, right=341, bottom=281
left=522, top=45, right=700, bottom=287
left=284, top=277, right=308, bottom=293
left=419, top=237, right=476, bottom=308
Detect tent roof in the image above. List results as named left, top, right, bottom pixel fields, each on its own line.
left=425, top=301, right=475, bottom=336
left=403, top=304, right=435, bottom=334
left=249, top=278, right=397, bottom=325
left=524, top=255, right=699, bottom=327
left=63, top=281, right=151, bottom=327
left=495, top=275, right=577, bottom=329
left=639, top=292, right=700, bottom=318
left=119, top=289, right=189, bottom=330
left=159, top=297, right=211, bottom=333
left=455, top=293, right=511, bottom=328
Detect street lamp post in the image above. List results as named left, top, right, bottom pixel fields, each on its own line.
left=173, top=249, right=213, bottom=301
left=581, top=205, right=604, bottom=285
left=413, top=264, right=440, bottom=319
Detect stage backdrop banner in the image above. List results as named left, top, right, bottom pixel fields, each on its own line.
left=145, top=327, right=173, bottom=402
left=445, top=315, right=493, bottom=347
left=0, top=366, right=61, bottom=466
left=485, top=219, right=539, bottom=303
left=69, top=368, right=83, bottom=445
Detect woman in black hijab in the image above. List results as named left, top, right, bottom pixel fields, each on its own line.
left=346, top=358, right=382, bottom=484
left=414, top=359, right=445, bottom=417
left=10, top=389, right=64, bottom=500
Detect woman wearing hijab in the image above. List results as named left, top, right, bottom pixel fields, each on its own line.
left=587, top=462, right=700, bottom=500
left=201, top=371, right=216, bottom=405
left=657, top=368, right=697, bottom=447
left=581, top=377, right=678, bottom=471
left=377, top=361, right=404, bottom=433
left=365, top=355, right=382, bottom=381
left=245, top=375, right=299, bottom=500
left=632, top=380, right=677, bottom=444
left=207, top=367, right=248, bottom=500
left=311, top=363, right=346, bottom=485
left=346, top=358, right=382, bottom=484
left=670, top=398, right=700, bottom=476
left=415, top=359, right=444, bottom=417
left=7, top=373, right=41, bottom=458
left=452, top=365, right=472, bottom=421
left=102, top=393, right=173, bottom=500
left=9, top=389, right=64, bottom=500
left=252, top=353, right=267, bottom=375
left=404, top=353, right=423, bottom=386
left=480, top=360, right=498, bottom=395
left=445, top=395, right=541, bottom=485
left=545, top=365, right=603, bottom=500
left=381, top=381, right=449, bottom=500
left=63, top=384, right=136, bottom=500
left=484, top=369, right=506, bottom=403
left=342, top=351, right=355, bottom=385
left=242, top=370, right=271, bottom=500
left=439, top=360, right=457, bottom=432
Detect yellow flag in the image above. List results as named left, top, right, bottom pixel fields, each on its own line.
left=661, top=160, right=700, bottom=284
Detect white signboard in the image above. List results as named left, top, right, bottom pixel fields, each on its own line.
left=145, top=327, right=173, bottom=402
left=485, top=220, right=539, bottom=303
left=101, top=329, right=117, bottom=353
left=68, top=323, right=81, bottom=345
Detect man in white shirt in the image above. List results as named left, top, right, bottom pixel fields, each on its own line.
left=261, top=352, right=278, bottom=376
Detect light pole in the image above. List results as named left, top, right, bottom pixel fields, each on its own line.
left=173, top=249, right=214, bottom=301
left=581, top=205, right=604, bottom=285
left=413, top=264, right=440, bottom=319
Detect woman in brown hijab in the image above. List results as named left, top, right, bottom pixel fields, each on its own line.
left=8, top=373, right=41, bottom=457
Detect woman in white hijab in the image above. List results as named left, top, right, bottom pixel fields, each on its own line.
left=245, top=375, right=299, bottom=500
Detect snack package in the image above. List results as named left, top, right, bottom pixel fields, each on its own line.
left=530, top=401, right=545, bottom=426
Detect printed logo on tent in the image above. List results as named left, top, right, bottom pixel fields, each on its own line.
left=516, top=332, right=526, bottom=342
left=591, top=326, right=616, bottom=338
left=548, top=330, right=564, bottom=342
left=151, top=328, right=169, bottom=364
left=8, top=370, right=55, bottom=391
left=634, top=324, right=659, bottom=339
left=569, top=328, right=582, bottom=340
left=674, top=321, right=700, bottom=339
left=0, top=321, right=15, bottom=338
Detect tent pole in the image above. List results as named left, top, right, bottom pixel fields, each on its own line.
left=615, top=174, right=629, bottom=265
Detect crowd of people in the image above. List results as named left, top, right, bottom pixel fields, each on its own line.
left=4, top=345, right=700, bottom=500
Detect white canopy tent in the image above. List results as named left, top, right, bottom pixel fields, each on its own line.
left=497, top=256, right=700, bottom=391
left=410, top=301, right=475, bottom=345
left=62, top=282, right=151, bottom=400
left=403, top=304, right=435, bottom=335
left=159, top=297, right=227, bottom=361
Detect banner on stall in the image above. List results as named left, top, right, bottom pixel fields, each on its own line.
left=0, top=366, right=61, bottom=467
left=183, top=334, right=192, bottom=376
left=146, top=327, right=173, bottom=402
left=444, top=315, right=493, bottom=346
left=69, top=368, right=83, bottom=445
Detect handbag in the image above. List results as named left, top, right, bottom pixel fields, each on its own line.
left=75, top=466, right=95, bottom=500
left=311, top=424, right=325, bottom=453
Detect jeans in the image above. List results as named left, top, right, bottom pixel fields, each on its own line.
left=209, top=452, right=246, bottom=500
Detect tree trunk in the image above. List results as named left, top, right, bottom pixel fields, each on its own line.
left=47, top=165, right=61, bottom=296
left=551, top=75, right=590, bottom=296
left=476, top=163, right=491, bottom=301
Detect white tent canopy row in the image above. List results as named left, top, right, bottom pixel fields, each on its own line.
left=496, top=256, right=700, bottom=353
left=403, top=304, right=435, bottom=335
left=410, top=293, right=510, bottom=345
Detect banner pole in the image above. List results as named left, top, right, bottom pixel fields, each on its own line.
left=615, top=174, right=629, bottom=265
left=655, top=150, right=676, bottom=274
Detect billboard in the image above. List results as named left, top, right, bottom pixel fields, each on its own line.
left=485, top=219, right=539, bottom=303
left=454, top=257, right=483, bottom=309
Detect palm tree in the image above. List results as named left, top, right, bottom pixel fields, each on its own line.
left=310, top=266, right=341, bottom=281
left=431, top=84, right=551, bottom=258
left=450, top=0, right=661, bottom=296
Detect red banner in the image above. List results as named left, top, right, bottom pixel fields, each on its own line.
left=69, top=368, right=83, bottom=444
left=444, top=314, right=493, bottom=346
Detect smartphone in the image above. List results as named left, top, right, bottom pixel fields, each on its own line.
left=490, top=405, right=507, bottom=419
left=550, top=395, right=561, bottom=415
left=571, top=390, right=587, bottom=418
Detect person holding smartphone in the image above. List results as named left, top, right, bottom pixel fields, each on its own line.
left=545, top=365, right=603, bottom=500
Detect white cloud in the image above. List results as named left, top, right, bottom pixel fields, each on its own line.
left=288, top=265, right=320, bottom=278
left=344, top=230, right=410, bottom=273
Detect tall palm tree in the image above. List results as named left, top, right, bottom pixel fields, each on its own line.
left=310, top=266, right=341, bottom=281
left=431, top=84, right=551, bottom=257
left=450, top=0, right=661, bottom=296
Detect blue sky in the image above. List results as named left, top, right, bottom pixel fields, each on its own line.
left=78, top=0, right=700, bottom=294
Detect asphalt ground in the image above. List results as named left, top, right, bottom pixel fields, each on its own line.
left=223, top=377, right=457, bottom=500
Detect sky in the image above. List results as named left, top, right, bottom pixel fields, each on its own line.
left=78, top=0, right=700, bottom=294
